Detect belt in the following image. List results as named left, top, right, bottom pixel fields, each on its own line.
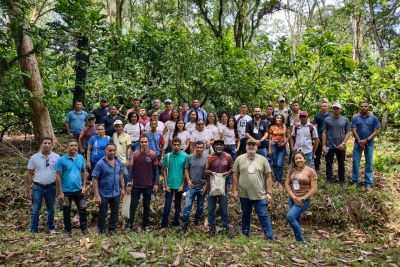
left=33, top=181, right=56, bottom=187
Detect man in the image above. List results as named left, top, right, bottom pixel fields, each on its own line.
left=205, top=140, right=233, bottom=237
left=159, top=99, right=173, bottom=123
left=232, top=139, right=274, bottom=240
left=92, top=98, right=109, bottom=123
left=262, top=105, right=275, bottom=125
left=92, top=144, right=125, bottom=234
left=161, top=138, right=188, bottom=227
left=289, top=101, right=301, bottom=129
left=184, top=99, right=207, bottom=123
left=78, top=114, right=97, bottom=155
left=147, top=99, right=162, bottom=117
left=245, top=107, right=269, bottom=158
left=181, top=141, right=207, bottom=232
left=313, top=101, right=331, bottom=171
left=145, top=111, right=165, bottom=133
left=181, top=102, right=190, bottom=118
left=102, top=106, right=123, bottom=137
left=65, top=101, right=88, bottom=140
left=138, top=108, right=150, bottom=128
left=127, top=135, right=159, bottom=231
left=125, top=98, right=141, bottom=120
left=235, top=103, right=253, bottom=155
left=190, top=120, right=214, bottom=156
left=322, top=103, right=351, bottom=184
left=274, top=97, right=291, bottom=126
left=26, top=137, right=60, bottom=234
left=55, top=139, right=88, bottom=236
left=146, top=119, right=165, bottom=163
left=112, top=120, right=131, bottom=186
left=351, top=101, right=380, bottom=189
left=290, top=111, right=319, bottom=167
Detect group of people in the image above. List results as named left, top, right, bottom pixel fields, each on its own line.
left=26, top=97, right=380, bottom=243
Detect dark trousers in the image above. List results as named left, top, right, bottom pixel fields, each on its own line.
left=238, top=138, right=247, bottom=155
left=161, top=189, right=183, bottom=226
left=62, top=190, right=88, bottom=232
left=314, top=142, right=323, bottom=171
left=98, top=195, right=120, bottom=233
left=129, top=187, right=153, bottom=228
left=325, top=148, right=346, bottom=182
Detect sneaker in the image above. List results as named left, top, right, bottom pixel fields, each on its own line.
left=82, top=228, right=90, bottom=236
left=208, top=227, right=216, bottom=238
left=182, top=222, right=188, bottom=233
left=366, top=185, right=372, bottom=191
left=143, top=227, right=151, bottom=233
left=242, top=231, right=250, bottom=237
left=182, top=192, right=187, bottom=197
left=171, top=220, right=180, bottom=227
left=49, top=229, right=57, bottom=235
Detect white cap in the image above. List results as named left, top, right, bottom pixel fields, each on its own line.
left=278, top=96, right=286, bottom=102
left=113, top=120, right=123, bottom=125
left=164, top=99, right=173, bottom=103
left=332, top=103, right=342, bottom=109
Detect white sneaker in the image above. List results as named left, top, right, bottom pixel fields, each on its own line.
left=49, top=229, right=57, bottom=235
left=183, top=192, right=187, bottom=197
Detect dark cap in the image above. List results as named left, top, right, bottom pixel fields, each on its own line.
left=100, top=98, right=107, bottom=103
left=214, top=139, right=224, bottom=145
left=88, top=114, right=95, bottom=120
left=246, top=139, right=257, bottom=145
left=299, top=111, right=308, bottom=117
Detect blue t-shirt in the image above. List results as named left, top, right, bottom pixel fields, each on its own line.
left=92, top=158, right=123, bottom=198
left=313, top=112, right=332, bottom=138
left=65, top=110, right=88, bottom=135
left=146, top=131, right=163, bottom=156
left=55, top=153, right=86, bottom=192
left=88, top=135, right=112, bottom=163
left=351, top=113, right=380, bottom=141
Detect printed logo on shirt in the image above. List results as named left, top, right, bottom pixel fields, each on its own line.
left=146, top=157, right=151, bottom=162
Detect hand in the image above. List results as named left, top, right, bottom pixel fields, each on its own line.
left=86, top=161, right=91, bottom=170
left=80, top=149, right=85, bottom=154
left=201, top=186, right=207, bottom=195
left=322, top=145, right=327, bottom=154
left=232, top=190, right=238, bottom=200
left=266, top=193, right=272, bottom=203
left=153, top=184, right=159, bottom=193
left=81, top=186, right=86, bottom=195
left=68, top=132, right=74, bottom=138
left=268, top=149, right=272, bottom=156
left=178, top=185, right=184, bottom=192
left=359, top=139, right=367, bottom=145
left=120, top=188, right=125, bottom=197
left=205, top=170, right=212, bottom=175
left=188, top=180, right=193, bottom=189
left=126, top=186, right=132, bottom=194
left=233, top=149, right=239, bottom=154
left=256, top=140, right=261, bottom=146
left=338, top=143, right=344, bottom=150
left=165, top=185, right=170, bottom=192
left=94, top=194, right=101, bottom=206
left=294, top=196, right=304, bottom=206
left=25, top=189, right=31, bottom=199
left=58, top=192, right=64, bottom=204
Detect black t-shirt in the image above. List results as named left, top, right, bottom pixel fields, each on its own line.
left=92, top=107, right=108, bottom=123
left=245, top=119, right=269, bottom=148
left=312, top=112, right=332, bottom=138
left=102, top=115, right=124, bottom=137
left=261, top=115, right=275, bottom=126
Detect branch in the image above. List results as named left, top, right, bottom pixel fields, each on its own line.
left=195, top=0, right=222, bottom=38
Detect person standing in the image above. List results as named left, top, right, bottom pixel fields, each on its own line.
left=139, top=108, right=150, bottom=128
left=26, top=137, right=60, bottom=234
left=351, top=101, right=380, bottom=189
left=86, top=124, right=112, bottom=180
left=322, top=103, right=351, bottom=184
left=127, top=135, right=159, bottom=232
left=92, top=98, right=109, bottom=123
left=124, top=112, right=143, bottom=154
left=146, top=119, right=166, bottom=163
left=92, top=144, right=125, bottom=234
left=262, top=104, right=275, bottom=125
left=55, top=139, right=88, bottom=236
left=145, top=111, right=165, bottom=133
left=181, top=142, right=207, bottom=232
left=235, top=103, right=252, bottom=155
left=312, top=101, right=331, bottom=171
left=171, top=119, right=191, bottom=153
left=125, top=98, right=141, bottom=120
left=78, top=114, right=97, bottom=155
left=289, top=111, right=319, bottom=167
left=206, top=112, right=220, bottom=141
left=163, top=109, right=180, bottom=153
left=232, top=139, right=274, bottom=240
left=147, top=99, right=162, bottom=117
left=184, top=99, right=207, bottom=123
left=185, top=111, right=198, bottom=135
left=245, top=107, right=269, bottom=158
left=160, top=138, right=188, bottom=227
left=113, top=120, right=131, bottom=186
left=288, top=101, right=301, bottom=129
left=285, top=151, right=317, bottom=242
left=102, top=106, right=124, bottom=137
left=65, top=101, right=88, bottom=140
left=190, top=120, right=214, bottom=156
left=205, top=140, right=233, bottom=237
left=268, top=114, right=289, bottom=184
left=274, top=97, right=291, bottom=126
left=159, top=99, right=174, bottom=123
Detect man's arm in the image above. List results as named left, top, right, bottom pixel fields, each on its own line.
left=81, top=169, right=87, bottom=194
left=56, top=172, right=64, bottom=204
left=25, top=169, right=34, bottom=198
left=92, top=176, right=100, bottom=204
left=264, top=172, right=273, bottom=202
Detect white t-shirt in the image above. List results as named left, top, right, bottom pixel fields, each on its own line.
left=124, top=123, right=141, bottom=142
left=185, top=122, right=197, bottom=134
left=28, top=151, right=60, bottom=185
left=171, top=130, right=191, bottom=150
left=190, top=129, right=214, bottom=155
left=235, top=114, right=252, bottom=139
left=145, top=120, right=165, bottom=133
left=206, top=124, right=219, bottom=140
left=217, top=123, right=227, bottom=133
left=220, top=127, right=236, bottom=145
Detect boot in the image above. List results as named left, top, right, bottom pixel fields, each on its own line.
left=208, top=226, right=216, bottom=238
left=182, top=222, right=188, bottom=233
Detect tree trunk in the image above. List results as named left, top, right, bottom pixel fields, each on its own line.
left=72, top=36, right=89, bottom=108
left=7, top=1, right=57, bottom=147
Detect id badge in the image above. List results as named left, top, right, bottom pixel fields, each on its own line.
left=293, top=180, right=300, bottom=191
left=248, top=166, right=255, bottom=174
left=253, top=127, right=259, bottom=134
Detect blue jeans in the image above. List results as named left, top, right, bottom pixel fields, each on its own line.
left=30, top=183, right=56, bottom=233
left=286, top=197, right=311, bottom=242
left=304, top=152, right=313, bottom=168
left=121, top=165, right=129, bottom=187
left=257, top=147, right=267, bottom=158
left=352, top=141, right=375, bottom=185
left=161, top=189, right=183, bottom=226
left=240, top=198, right=273, bottom=239
left=182, top=187, right=205, bottom=222
left=271, top=142, right=286, bottom=182
left=208, top=195, right=229, bottom=228
left=224, top=145, right=237, bottom=185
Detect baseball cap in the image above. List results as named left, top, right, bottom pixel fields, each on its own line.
left=279, top=97, right=286, bottom=102
left=299, top=111, right=308, bottom=117
left=214, top=139, right=224, bottom=145
left=88, top=114, right=95, bottom=120
left=100, top=98, right=107, bottom=103
left=332, top=103, right=342, bottom=109
left=246, top=139, right=257, bottom=145
left=113, top=120, right=123, bottom=125
left=164, top=99, right=173, bottom=103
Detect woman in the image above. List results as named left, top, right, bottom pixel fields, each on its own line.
left=206, top=112, right=219, bottom=141
left=163, top=109, right=180, bottom=153
left=285, top=151, right=317, bottom=242
left=218, top=112, right=229, bottom=132
left=124, top=112, right=142, bottom=154
left=87, top=124, right=112, bottom=180
left=219, top=116, right=239, bottom=186
left=79, top=115, right=97, bottom=155
left=268, top=114, right=289, bottom=184
left=185, top=110, right=198, bottom=134
left=172, top=119, right=190, bottom=152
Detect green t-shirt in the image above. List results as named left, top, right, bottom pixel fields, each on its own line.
left=233, top=154, right=271, bottom=200
left=163, top=151, right=188, bottom=189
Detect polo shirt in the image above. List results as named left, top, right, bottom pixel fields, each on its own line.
left=291, top=122, right=318, bottom=154
left=163, top=151, right=188, bottom=189
left=313, top=112, right=332, bottom=138
left=112, top=132, right=131, bottom=164
left=245, top=119, right=269, bottom=148
left=55, top=153, right=86, bottom=192
left=351, top=113, right=380, bottom=140
left=65, top=110, right=88, bottom=135
left=92, top=158, right=123, bottom=198
left=28, top=151, right=60, bottom=185
left=322, top=115, right=351, bottom=148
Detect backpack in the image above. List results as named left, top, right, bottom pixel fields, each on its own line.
left=293, top=122, right=314, bottom=140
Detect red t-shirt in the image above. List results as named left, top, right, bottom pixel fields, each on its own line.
left=132, top=150, right=158, bottom=188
